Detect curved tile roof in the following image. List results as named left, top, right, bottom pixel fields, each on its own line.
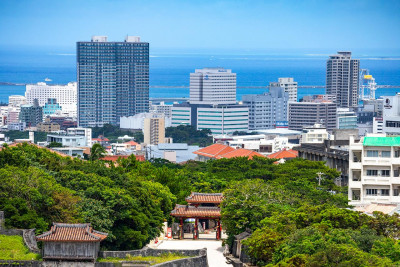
left=170, top=205, right=221, bottom=218
left=186, top=192, right=223, bottom=204
left=36, top=223, right=108, bottom=242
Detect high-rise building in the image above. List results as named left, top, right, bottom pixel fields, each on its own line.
left=77, top=36, right=149, bottom=127
left=270, top=78, right=297, bottom=102
left=381, top=94, right=400, bottom=135
left=337, top=108, right=357, bottom=129
left=25, top=82, right=77, bottom=116
left=288, top=98, right=337, bottom=132
left=144, top=114, right=165, bottom=145
left=242, top=86, right=289, bottom=130
left=8, top=95, right=26, bottom=107
left=189, top=68, right=236, bottom=105
left=326, top=51, right=359, bottom=108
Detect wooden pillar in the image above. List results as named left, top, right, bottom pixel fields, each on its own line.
left=194, top=218, right=198, bottom=240
left=216, top=219, right=221, bottom=240
left=179, top=218, right=184, bottom=240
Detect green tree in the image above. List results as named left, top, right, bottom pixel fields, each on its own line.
left=90, top=143, right=106, bottom=161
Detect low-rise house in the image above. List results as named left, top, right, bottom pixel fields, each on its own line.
left=267, top=149, right=298, bottom=163
left=193, top=143, right=265, bottom=161
left=36, top=223, right=107, bottom=261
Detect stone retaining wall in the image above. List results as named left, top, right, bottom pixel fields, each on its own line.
left=0, top=229, right=39, bottom=253
left=99, top=247, right=206, bottom=259
left=153, top=255, right=208, bottom=267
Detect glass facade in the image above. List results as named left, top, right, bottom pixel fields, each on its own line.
left=77, top=39, right=149, bottom=127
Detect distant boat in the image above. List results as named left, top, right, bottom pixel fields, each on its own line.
left=45, top=78, right=52, bottom=82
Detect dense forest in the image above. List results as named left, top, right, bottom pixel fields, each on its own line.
left=1, top=143, right=400, bottom=265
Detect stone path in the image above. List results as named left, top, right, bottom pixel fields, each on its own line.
left=157, top=238, right=231, bottom=267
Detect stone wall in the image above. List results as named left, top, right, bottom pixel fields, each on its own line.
left=99, top=247, right=206, bottom=259
left=0, top=211, right=4, bottom=230
left=0, top=228, right=39, bottom=253
left=152, top=255, right=207, bottom=267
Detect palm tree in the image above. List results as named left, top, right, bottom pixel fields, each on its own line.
left=90, top=143, right=106, bottom=161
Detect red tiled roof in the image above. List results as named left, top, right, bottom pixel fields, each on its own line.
left=100, top=155, right=145, bottom=162
left=193, top=144, right=235, bottom=158
left=36, top=223, right=108, bottom=242
left=92, top=138, right=110, bottom=142
left=124, top=141, right=139, bottom=146
left=170, top=205, right=221, bottom=218
left=186, top=192, right=223, bottom=204
left=219, top=148, right=265, bottom=159
left=267, top=149, right=298, bottom=159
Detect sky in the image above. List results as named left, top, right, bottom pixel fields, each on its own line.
left=0, top=0, right=399, bottom=54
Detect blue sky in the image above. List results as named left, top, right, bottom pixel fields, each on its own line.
left=0, top=0, right=399, bottom=53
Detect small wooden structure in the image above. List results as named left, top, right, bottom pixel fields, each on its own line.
left=36, top=223, right=108, bottom=261
left=170, top=192, right=223, bottom=240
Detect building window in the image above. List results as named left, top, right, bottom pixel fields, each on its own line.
left=366, top=170, right=378, bottom=176
left=366, top=150, right=378, bottom=157
left=381, top=189, right=390, bottom=196
left=366, top=189, right=378, bottom=196
left=381, top=170, right=390, bottom=177
left=382, top=151, right=391, bottom=158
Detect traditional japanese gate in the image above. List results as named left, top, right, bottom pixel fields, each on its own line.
left=170, top=192, right=223, bottom=240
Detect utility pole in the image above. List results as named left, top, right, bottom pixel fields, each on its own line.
left=316, top=172, right=325, bottom=186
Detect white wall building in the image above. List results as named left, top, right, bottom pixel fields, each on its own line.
left=25, top=82, right=77, bottom=116
left=150, top=101, right=173, bottom=117
left=171, top=107, right=192, bottom=127
left=270, top=78, right=298, bottom=102
left=301, top=124, right=331, bottom=144
left=197, top=105, right=249, bottom=135
left=227, top=135, right=295, bottom=155
left=349, top=134, right=400, bottom=205
left=120, top=113, right=172, bottom=130
left=373, top=117, right=384, bottom=134
left=382, top=94, right=400, bottom=135
left=8, top=95, right=26, bottom=107
left=337, top=108, right=357, bottom=129
left=189, top=68, right=236, bottom=105
left=66, top=127, right=92, bottom=147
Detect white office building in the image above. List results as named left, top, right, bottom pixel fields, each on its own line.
left=242, top=86, right=289, bottom=130
left=150, top=101, right=173, bottom=117
left=189, top=68, right=236, bottom=105
left=337, top=108, right=357, bottom=129
left=349, top=134, right=400, bottom=205
left=25, top=82, right=77, bottom=116
left=382, top=94, right=400, bottom=135
left=120, top=113, right=172, bottom=130
left=8, top=95, right=27, bottom=107
left=66, top=127, right=92, bottom=147
left=171, top=107, right=192, bottom=127
left=197, top=105, right=249, bottom=135
left=270, top=78, right=298, bottom=102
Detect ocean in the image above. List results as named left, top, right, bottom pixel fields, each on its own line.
left=0, top=48, right=399, bottom=103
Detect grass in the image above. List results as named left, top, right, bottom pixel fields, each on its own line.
left=0, top=235, right=41, bottom=260
left=98, top=253, right=189, bottom=265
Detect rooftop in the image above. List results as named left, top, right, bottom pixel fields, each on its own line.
left=363, top=136, right=400, bottom=147
left=186, top=192, right=223, bottom=204
left=194, top=144, right=265, bottom=160
left=36, top=223, right=108, bottom=242
left=219, top=148, right=264, bottom=159
left=267, top=149, right=298, bottom=159
left=170, top=205, right=221, bottom=218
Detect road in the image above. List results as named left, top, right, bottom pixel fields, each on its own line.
left=157, top=238, right=231, bottom=267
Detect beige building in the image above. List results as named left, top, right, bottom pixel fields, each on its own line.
left=37, top=120, right=61, bottom=132
left=144, top=116, right=165, bottom=145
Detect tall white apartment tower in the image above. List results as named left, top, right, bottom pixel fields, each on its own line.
left=270, top=78, right=298, bottom=102
left=189, top=68, right=236, bottom=105
left=326, top=51, right=360, bottom=108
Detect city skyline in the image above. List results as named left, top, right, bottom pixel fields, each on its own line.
left=0, top=0, right=399, bottom=53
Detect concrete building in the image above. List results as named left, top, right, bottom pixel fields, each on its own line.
left=270, top=77, right=297, bottom=102
left=326, top=51, right=359, bottom=108
left=144, top=115, right=165, bottom=145
left=37, top=119, right=61, bottom=132
left=8, top=95, right=26, bottom=107
left=381, top=94, right=400, bottom=135
left=171, top=106, right=192, bottom=126
left=373, top=117, right=384, bottom=134
left=25, top=82, right=77, bottom=116
left=43, top=98, right=62, bottom=117
left=19, top=102, right=43, bottom=127
left=349, top=134, right=400, bottom=205
left=145, top=143, right=200, bottom=163
left=189, top=68, right=236, bottom=105
left=47, top=134, right=87, bottom=147
left=77, top=36, right=149, bottom=127
left=196, top=105, right=249, bottom=135
left=67, top=127, right=93, bottom=147
left=301, top=124, right=331, bottom=144
left=288, top=99, right=337, bottom=132
left=242, top=86, right=289, bottom=130
left=150, top=101, right=173, bottom=117
left=120, top=112, right=172, bottom=130
left=227, top=135, right=295, bottom=155
left=337, top=108, right=357, bottom=129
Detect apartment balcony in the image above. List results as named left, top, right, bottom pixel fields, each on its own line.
left=363, top=196, right=391, bottom=202
left=391, top=158, right=400, bottom=165
left=350, top=162, right=362, bottom=170
left=362, top=158, right=392, bottom=166
left=362, top=176, right=391, bottom=184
